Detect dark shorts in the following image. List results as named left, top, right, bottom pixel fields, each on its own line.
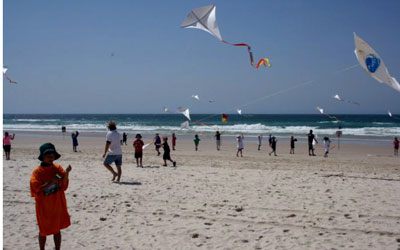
left=135, top=152, right=143, bottom=159
left=104, top=154, right=122, bottom=166
left=3, top=145, right=11, bottom=153
left=163, top=152, right=171, bottom=160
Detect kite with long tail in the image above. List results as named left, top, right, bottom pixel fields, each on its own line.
left=3, top=67, right=17, bottom=84
left=181, top=5, right=271, bottom=69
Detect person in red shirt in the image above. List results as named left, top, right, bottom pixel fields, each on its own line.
left=30, top=143, right=72, bottom=250
left=394, top=137, right=399, bottom=156
left=133, top=134, right=144, bottom=167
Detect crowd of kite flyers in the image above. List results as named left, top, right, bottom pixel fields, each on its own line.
left=3, top=3, right=400, bottom=250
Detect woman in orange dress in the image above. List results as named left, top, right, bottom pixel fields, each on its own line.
left=30, top=143, right=72, bottom=250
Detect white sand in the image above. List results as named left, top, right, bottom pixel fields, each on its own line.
left=3, top=133, right=400, bottom=249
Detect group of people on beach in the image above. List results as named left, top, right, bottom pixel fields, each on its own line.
left=2, top=124, right=399, bottom=250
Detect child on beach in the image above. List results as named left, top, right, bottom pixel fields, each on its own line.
left=154, top=133, right=161, bottom=156
left=236, top=134, right=244, bottom=157
left=257, top=135, right=263, bottom=151
left=122, top=132, right=128, bottom=145
left=215, top=130, right=222, bottom=151
left=290, top=136, right=297, bottom=154
left=133, top=134, right=144, bottom=167
left=3, top=131, right=15, bottom=160
left=323, top=136, right=331, bottom=157
left=30, top=143, right=72, bottom=250
left=172, top=133, right=177, bottom=150
left=269, top=136, right=277, bottom=156
left=162, top=137, right=176, bottom=167
left=71, top=131, right=79, bottom=152
left=194, top=134, right=200, bottom=151
left=308, top=130, right=318, bottom=156
left=394, top=137, right=399, bottom=156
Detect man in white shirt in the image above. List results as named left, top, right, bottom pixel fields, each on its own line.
left=102, top=121, right=123, bottom=182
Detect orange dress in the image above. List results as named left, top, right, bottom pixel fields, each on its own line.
left=30, top=163, right=71, bottom=236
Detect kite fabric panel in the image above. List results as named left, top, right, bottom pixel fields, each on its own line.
left=181, top=5, right=271, bottom=70
left=354, top=33, right=400, bottom=93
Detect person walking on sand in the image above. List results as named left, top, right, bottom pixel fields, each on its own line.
left=3, top=131, right=15, bottom=160
left=215, top=130, right=222, bottom=151
left=194, top=134, right=200, bottom=151
left=236, top=134, right=244, bottom=157
left=394, top=137, right=399, bottom=156
left=71, top=131, right=79, bottom=152
left=323, top=136, right=331, bottom=157
left=172, top=133, right=177, bottom=150
left=133, top=134, right=144, bottom=167
left=257, top=134, right=263, bottom=151
left=154, top=133, right=162, bottom=156
left=269, top=136, right=277, bottom=156
left=30, top=143, right=72, bottom=250
left=162, top=137, right=176, bottom=167
left=102, top=121, right=123, bottom=182
left=308, top=130, right=318, bottom=156
left=290, top=136, right=297, bottom=154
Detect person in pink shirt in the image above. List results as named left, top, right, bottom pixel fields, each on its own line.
left=3, top=132, right=15, bottom=160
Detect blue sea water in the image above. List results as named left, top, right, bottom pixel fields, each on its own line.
left=3, top=114, right=400, bottom=138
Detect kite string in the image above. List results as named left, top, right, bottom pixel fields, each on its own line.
left=193, top=63, right=359, bottom=124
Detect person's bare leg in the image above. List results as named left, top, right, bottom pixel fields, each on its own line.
left=163, top=159, right=167, bottom=166
left=103, top=163, right=117, bottom=181
left=116, top=165, right=122, bottom=182
left=139, top=157, right=143, bottom=167
left=136, top=158, right=139, bottom=167
left=54, top=232, right=61, bottom=250
left=39, top=234, right=46, bottom=250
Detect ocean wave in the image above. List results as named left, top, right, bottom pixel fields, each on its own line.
left=13, top=119, right=60, bottom=122
left=3, top=123, right=400, bottom=137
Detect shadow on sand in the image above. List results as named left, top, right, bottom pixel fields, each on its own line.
left=115, top=181, right=142, bottom=186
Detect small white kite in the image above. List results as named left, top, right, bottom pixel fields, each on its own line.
left=354, top=33, right=400, bottom=93
left=316, top=106, right=324, bottom=114
left=333, top=94, right=360, bottom=105
left=237, top=109, right=242, bottom=115
left=163, top=106, right=169, bottom=113
left=191, top=95, right=200, bottom=101
left=388, top=110, right=392, bottom=117
left=316, top=106, right=339, bottom=122
left=3, top=67, right=17, bottom=84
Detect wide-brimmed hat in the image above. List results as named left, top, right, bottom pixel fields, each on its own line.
left=135, top=134, right=142, bottom=139
left=38, top=143, right=61, bottom=161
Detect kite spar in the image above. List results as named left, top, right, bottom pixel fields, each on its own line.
left=181, top=5, right=271, bottom=69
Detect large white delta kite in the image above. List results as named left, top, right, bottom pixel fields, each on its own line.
left=354, top=33, right=400, bottom=93
left=178, top=107, right=191, bottom=121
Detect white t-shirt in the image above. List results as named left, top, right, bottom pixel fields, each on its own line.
left=106, top=130, right=122, bottom=155
left=237, top=136, right=244, bottom=149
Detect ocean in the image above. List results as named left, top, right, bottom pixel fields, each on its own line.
left=3, top=114, right=400, bottom=139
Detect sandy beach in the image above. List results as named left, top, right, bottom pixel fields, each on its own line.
left=3, top=132, right=400, bottom=249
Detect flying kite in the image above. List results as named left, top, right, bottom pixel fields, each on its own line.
left=191, top=94, right=200, bottom=101
left=333, top=94, right=360, bottom=106
left=388, top=110, right=392, bottom=117
left=163, top=106, right=169, bottom=113
left=237, top=109, right=242, bottom=115
left=221, top=113, right=228, bottom=123
left=181, top=121, right=190, bottom=129
left=316, top=106, right=339, bottom=122
left=354, top=33, right=400, bottom=93
left=3, top=67, right=17, bottom=84
left=181, top=5, right=271, bottom=69
left=178, top=107, right=191, bottom=121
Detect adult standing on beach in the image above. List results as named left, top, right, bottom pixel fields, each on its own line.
left=71, top=131, right=79, bottom=152
left=269, top=136, right=277, bottom=156
left=102, top=121, right=122, bottom=182
left=308, top=130, right=318, bottom=156
left=3, top=131, right=15, bottom=160
left=172, top=133, right=177, bottom=150
left=236, top=134, right=244, bottom=157
left=394, top=137, right=399, bottom=156
left=215, top=130, right=222, bottom=151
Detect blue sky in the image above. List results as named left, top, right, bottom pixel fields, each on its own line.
left=3, top=0, right=400, bottom=114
